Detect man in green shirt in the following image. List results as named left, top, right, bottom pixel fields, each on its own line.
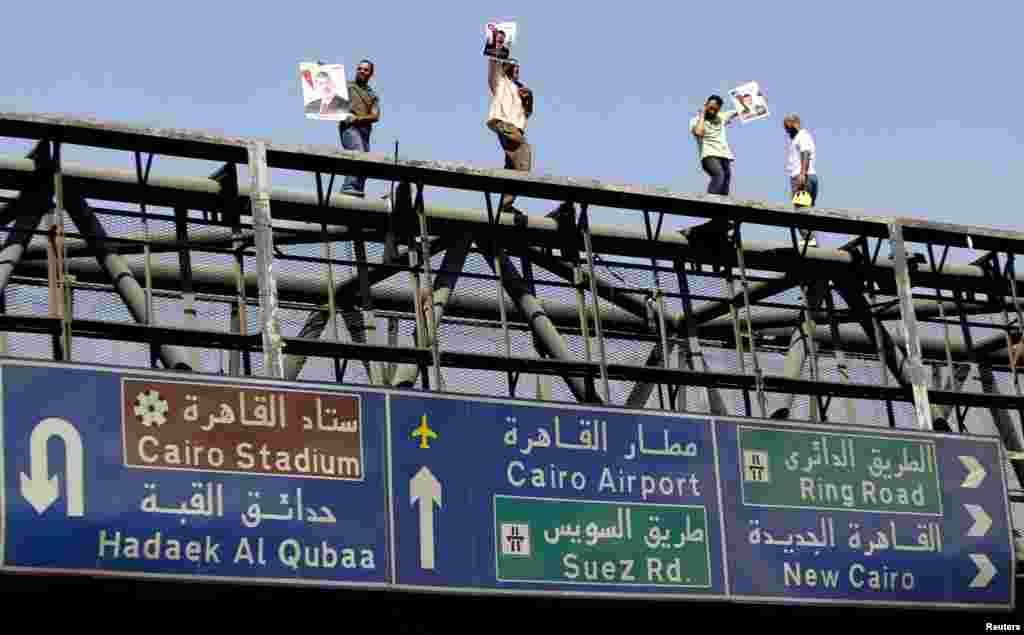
left=339, top=59, right=380, bottom=197
left=689, top=95, right=739, bottom=196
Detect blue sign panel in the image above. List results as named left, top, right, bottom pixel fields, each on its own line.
left=716, top=418, right=1015, bottom=609
left=1, top=362, right=389, bottom=587
left=0, top=360, right=1014, bottom=611
left=388, top=393, right=727, bottom=598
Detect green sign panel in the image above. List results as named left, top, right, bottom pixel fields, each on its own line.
left=494, top=495, right=711, bottom=588
left=737, top=427, right=944, bottom=516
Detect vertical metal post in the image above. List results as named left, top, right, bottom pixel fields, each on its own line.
left=733, top=224, right=767, bottom=418
left=926, top=244, right=957, bottom=399
left=723, top=260, right=751, bottom=416
left=805, top=286, right=823, bottom=421
left=644, top=210, right=672, bottom=400
left=579, top=204, right=611, bottom=404
left=654, top=288, right=671, bottom=376
left=247, top=142, right=284, bottom=379
left=174, top=207, right=200, bottom=371
left=484, top=192, right=512, bottom=360
left=314, top=172, right=341, bottom=343
left=415, top=184, right=444, bottom=391
left=862, top=239, right=896, bottom=427
left=952, top=288, right=978, bottom=433
left=0, top=289, right=7, bottom=355
left=675, top=258, right=717, bottom=414
left=575, top=267, right=592, bottom=362
left=134, top=152, right=156, bottom=365
left=46, top=141, right=71, bottom=360
left=217, top=162, right=248, bottom=377
left=1003, top=254, right=1024, bottom=396
left=888, top=222, right=932, bottom=430
left=823, top=281, right=857, bottom=424
left=351, top=236, right=382, bottom=384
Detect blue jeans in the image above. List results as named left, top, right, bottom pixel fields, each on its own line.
left=701, top=157, right=732, bottom=196
left=340, top=124, right=371, bottom=195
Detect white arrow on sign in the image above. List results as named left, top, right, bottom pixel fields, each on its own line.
left=969, top=554, right=996, bottom=588
left=19, top=417, right=84, bottom=516
left=965, top=504, right=992, bottom=537
left=410, top=466, right=442, bottom=570
left=958, top=455, right=987, bottom=489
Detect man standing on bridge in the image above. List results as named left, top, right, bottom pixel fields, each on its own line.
left=690, top=95, right=739, bottom=197
left=339, top=59, right=380, bottom=198
left=486, top=58, right=533, bottom=227
left=784, top=112, right=819, bottom=247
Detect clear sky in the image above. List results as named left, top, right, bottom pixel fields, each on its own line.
left=1, top=0, right=1022, bottom=237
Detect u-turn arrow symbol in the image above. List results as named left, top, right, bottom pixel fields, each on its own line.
left=19, top=417, right=84, bottom=516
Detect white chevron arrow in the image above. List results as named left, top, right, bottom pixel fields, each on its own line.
left=958, top=455, right=986, bottom=488
left=968, top=554, right=996, bottom=588
left=964, top=504, right=992, bottom=537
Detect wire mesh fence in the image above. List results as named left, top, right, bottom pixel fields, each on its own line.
left=3, top=157, right=1024, bottom=504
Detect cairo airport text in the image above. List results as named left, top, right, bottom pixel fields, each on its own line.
left=506, top=460, right=702, bottom=501
left=97, top=530, right=376, bottom=572
left=135, top=437, right=360, bottom=477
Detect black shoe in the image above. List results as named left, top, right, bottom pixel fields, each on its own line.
left=680, top=218, right=732, bottom=244
left=501, top=205, right=528, bottom=227
left=545, top=201, right=574, bottom=220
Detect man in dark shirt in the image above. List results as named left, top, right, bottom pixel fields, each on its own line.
left=339, top=59, right=380, bottom=197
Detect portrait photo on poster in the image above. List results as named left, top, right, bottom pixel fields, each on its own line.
left=299, top=62, right=351, bottom=121
left=729, top=81, right=770, bottom=123
left=483, top=20, right=518, bottom=62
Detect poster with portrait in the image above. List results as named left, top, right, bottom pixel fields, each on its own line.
left=483, top=20, right=518, bottom=62
left=729, top=81, right=770, bottom=123
left=299, top=62, right=350, bottom=121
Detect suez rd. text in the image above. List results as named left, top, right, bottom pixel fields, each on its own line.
left=560, top=554, right=702, bottom=584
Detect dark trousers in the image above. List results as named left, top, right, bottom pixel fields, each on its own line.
left=702, top=157, right=732, bottom=196
left=489, top=120, right=533, bottom=210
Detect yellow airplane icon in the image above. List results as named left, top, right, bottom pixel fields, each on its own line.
left=411, top=414, right=437, bottom=449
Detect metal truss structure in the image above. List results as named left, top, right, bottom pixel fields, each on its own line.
left=1, top=112, right=1023, bottom=518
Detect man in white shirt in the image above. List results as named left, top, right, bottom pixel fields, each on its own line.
left=784, top=113, right=818, bottom=246
left=487, top=59, right=533, bottom=226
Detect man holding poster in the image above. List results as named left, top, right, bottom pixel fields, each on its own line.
left=299, top=60, right=379, bottom=197
left=339, top=60, right=380, bottom=197
left=690, top=95, right=739, bottom=196
left=486, top=47, right=532, bottom=225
